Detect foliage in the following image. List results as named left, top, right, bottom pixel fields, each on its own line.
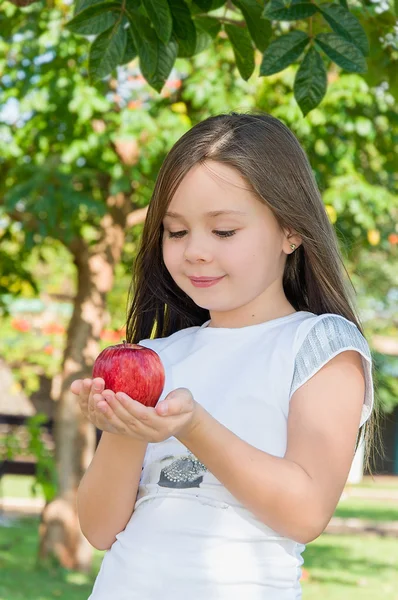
left=5, top=0, right=398, bottom=114
left=1, top=414, right=58, bottom=503
left=0, top=313, right=65, bottom=395
left=0, top=0, right=397, bottom=415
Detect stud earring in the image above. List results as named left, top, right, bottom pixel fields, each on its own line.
left=290, top=243, right=296, bottom=251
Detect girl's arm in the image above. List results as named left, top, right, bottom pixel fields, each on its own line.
left=77, top=432, right=148, bottom=550
left=178, top=350, right=365, bottom=545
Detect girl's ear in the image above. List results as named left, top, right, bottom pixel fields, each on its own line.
left=283, top=230, right=302, bottom=254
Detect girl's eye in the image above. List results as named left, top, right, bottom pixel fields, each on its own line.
left=168, top=230, right=237, bottom=239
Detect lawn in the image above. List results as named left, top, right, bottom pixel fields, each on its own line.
left=1, top=475, right=398, bottom=599
left=3, top=474, right=398, bottom=522
left=334, top=497, right=398, bottom=522
left=3, top=474, right=398, bottom=500
left=1, top=516, right=398, bottom=600
left=301, top=533, right=398, bottom=599
left=1, top=475, right=45, bottom=500
left=0, top=516, right=102, bottom=600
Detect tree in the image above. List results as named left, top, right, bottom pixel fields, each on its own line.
left=0, top=5, right=183, bottom=571
left=3, top=0, right=398, bottom=115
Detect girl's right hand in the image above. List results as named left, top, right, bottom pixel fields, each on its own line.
left=70, top=377, right=118, bottom=433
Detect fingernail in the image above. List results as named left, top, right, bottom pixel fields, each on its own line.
left=93, top=383, right=102, bottom=391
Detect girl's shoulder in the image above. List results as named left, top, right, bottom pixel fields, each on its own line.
left=292, top=312, right=371, bottom=359
left=290, top=312, right=374, bottom=427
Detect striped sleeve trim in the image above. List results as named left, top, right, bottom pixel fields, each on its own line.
left=289, top=315, right=374, bottom=428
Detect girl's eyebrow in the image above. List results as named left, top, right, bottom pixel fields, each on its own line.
left=164, top=210, right=248, bottom=219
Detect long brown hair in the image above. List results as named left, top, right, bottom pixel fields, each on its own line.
left=126, top=111, right=381, bottom=473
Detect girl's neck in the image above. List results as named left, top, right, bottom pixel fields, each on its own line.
left=207, top=304, right=298, bottom=329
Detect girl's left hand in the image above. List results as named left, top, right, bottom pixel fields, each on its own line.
left=92, top=386, right=201, bottom=443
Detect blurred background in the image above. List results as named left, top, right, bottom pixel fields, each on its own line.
left=1, top=0, right=397, bottom=598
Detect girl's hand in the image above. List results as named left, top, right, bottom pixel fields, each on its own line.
left=70, top=377, right=123, bottom=435
left=71, top=379, right=200, bottom=442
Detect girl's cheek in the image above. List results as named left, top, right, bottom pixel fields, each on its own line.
left=162, top=248, right=178, bottom=273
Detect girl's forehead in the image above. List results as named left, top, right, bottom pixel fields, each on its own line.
left=166, top=161, right=258, bottom=215
left=178, top=161, right=248, bottom=190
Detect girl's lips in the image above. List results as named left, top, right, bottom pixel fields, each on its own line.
left=189, top=276, right=225, bottom=287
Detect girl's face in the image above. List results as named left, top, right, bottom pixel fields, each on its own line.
left=162, top=161, right=300, bottom=327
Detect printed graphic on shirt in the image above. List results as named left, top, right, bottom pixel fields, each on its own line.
left=158, top=451, right=208, bottom=489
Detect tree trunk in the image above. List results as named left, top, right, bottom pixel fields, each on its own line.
left=38, top=198, right=145, bottom=571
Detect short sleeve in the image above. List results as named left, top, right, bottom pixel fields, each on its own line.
left=289, top=315, right=374, bottom=428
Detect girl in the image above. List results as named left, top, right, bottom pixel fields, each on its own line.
left=71, top=112, right=375, bottom=600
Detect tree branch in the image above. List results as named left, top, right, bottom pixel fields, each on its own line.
left=126, top=206, right=148, bottom=228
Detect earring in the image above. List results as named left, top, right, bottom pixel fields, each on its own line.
left=290, top=243, right=296, bottom=251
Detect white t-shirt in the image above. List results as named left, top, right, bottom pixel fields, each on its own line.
left=89, top=311, right=374, bottom=600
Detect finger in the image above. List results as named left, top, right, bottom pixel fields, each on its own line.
left=70, top=380, right=83, bottom=395
left=93, top=391, right=140, bottom=434
left=93, top=393, right=115, bottom=417
left=83, top=378, right=92, bottom=392
left=114, top=392, right=160, bottom=432
left=88, top=378, right=105, bottom=409
left=92, top=377, right=105, bottom=393
left=157, top=388, right=193, bottom=416
left=102, top=390, right=142, bottom=423
left=80, top=379, right=92, bottom=405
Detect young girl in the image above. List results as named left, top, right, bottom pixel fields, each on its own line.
left=71, top=111, right=375, bottom=600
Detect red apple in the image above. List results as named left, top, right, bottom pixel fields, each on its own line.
left=92, top=341, right=165, bottom=407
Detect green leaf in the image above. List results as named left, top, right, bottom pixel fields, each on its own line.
left=225, top=23, right=255, bottom=80
left=74, top=0, right=111, bottom=14
left=193, top=0, right=213, bottom=10
left=191, top=17, right=221, bottom=54
left=294, top=46, right=327, bottom=116
left=315, top=33, right=367, bottom=73
left=124, top=0, right=142, bottom=11
left=260, top=30, right=309, bottom=76
left=121, top=26, right=138, bottom=65
left=338, top=0, right=348, bottom=7
left=142, top=0, right=173, bottom=44
left=194, top=16, right=221, bottom=38
left=126, top=12, right=178, bottom=91
left=232, top=0, right=272, bottom=52
left=66, top=2, right=120, bottom=36
left=192, top=23, right=212, bottom=53
left=263, top=0, right=318, bottom=21
left=167, top=0, right=197, bottom=57
left=319, top=3, right=369, bottom=56
left=89, top=22, right=127, bottom=81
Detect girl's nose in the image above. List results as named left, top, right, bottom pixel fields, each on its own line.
left=183, top=234, right=212, bottom=263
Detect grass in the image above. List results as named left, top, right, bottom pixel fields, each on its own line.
left=1, top=476, right=46, bottom=500
left=1, top=475, right=397, bottom=599
left=3, top=475, right=398, bottom=523
left=2, top=474, right=398, bottom=501
left=334, top=497, right=398, bottom=522
left=0, top=516, right=398, bottom=600
left=301, top=533, right=398, bottom=599
left=0, top=516, right=103, bottom=600
left=0, top=475, right=398, bottom=501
